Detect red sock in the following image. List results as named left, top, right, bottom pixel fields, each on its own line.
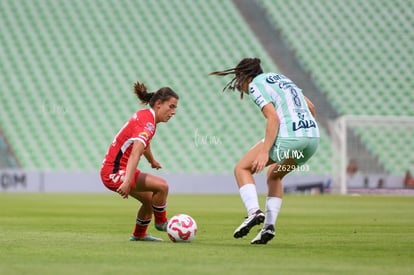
left=152, top=204, right=167, bottom=224
left=133, top=217, right=151, bottom=238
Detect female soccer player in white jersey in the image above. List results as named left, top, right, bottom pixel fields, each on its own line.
left=101, top=82, right=179, bottom=241
left=210, top=58, right=320, bottom=244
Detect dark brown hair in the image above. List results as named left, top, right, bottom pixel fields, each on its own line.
left=209, top=58, right=263, bottom=98
left=133, top=81, right=179, bottom=107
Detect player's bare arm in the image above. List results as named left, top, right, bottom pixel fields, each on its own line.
left=117, top=140, right=145, bottom=198
left=304, top=96, right=316, bottom=117
left=144, top=144, right=162, bottom=169
left=252, top=103, right=279, bottom=174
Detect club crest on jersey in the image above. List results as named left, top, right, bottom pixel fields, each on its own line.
left=145, top=122, right=155, bottom=133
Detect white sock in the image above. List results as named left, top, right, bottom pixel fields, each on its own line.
left=265, top=197, right=282, bottom=226
left=239, top=184, right=260, bottom=216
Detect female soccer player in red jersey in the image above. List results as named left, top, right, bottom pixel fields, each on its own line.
left=101, top=82, right=179, bottom=241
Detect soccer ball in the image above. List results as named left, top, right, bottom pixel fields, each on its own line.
left=167, top=214, right=197, bottom=242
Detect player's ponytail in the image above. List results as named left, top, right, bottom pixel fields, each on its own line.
left=134, top=82, right=154, bottom=105
left=133, top=81, right=179, bottom=107
left=210, top=57, right=263, bottom=98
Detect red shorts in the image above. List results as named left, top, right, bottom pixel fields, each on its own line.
left=100, top=166, right=141, bottom=192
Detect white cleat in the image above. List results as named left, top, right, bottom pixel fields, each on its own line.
left=130, top=234, right=163, bottom=242
left=233, top=210, right=265, bottom=238
left=250, top=224, right=275, bottom=245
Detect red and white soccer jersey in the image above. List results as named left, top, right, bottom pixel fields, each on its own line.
left=100, top=108, right=156, bottom=191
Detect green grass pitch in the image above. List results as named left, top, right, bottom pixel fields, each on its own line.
left=0, top=193, right=413, bottom=274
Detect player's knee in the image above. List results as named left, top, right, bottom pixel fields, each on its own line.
left=234, top=162, right=242, bottom=175
left=157, top=178, right=169, bottom=194
left=234, top=162, right=249, bottom=176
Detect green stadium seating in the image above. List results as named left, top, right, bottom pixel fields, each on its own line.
left=2, top=0, right=386, bottom=175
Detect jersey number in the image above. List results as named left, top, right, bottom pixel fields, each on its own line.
left=290, top=88, right=301, bottom=107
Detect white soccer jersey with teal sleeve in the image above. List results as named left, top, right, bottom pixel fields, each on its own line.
left=249, top=73, right=320, bottom=138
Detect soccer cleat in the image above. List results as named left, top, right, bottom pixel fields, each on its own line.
left=155, top=221, right=168, bottom=232
left=129, top=234, right=163, bottom=242
left=233, top=209, right=265, bottom=238
left=250, top=224, right=275, bottom=244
